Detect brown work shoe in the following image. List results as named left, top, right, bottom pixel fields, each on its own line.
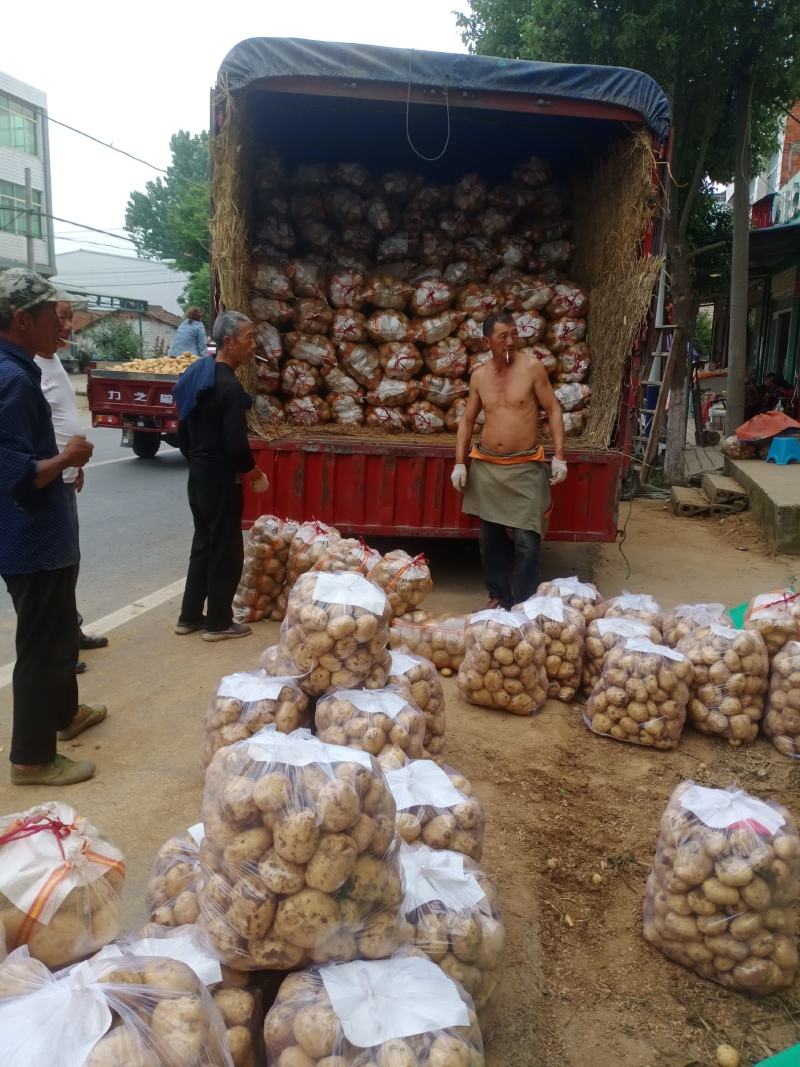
left=202, top=622, right=252, bottom=643
left=58, top=703, right=108, bottom=742
left=11, top=754, right=96, bottom=786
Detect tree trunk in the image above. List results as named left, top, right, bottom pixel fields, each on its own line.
left=726, top=69, right=753, bottom=434
left=663, top=229, right=694, bottom=485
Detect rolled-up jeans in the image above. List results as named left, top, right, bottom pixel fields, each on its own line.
left=479, top=520, right=542, bottom=609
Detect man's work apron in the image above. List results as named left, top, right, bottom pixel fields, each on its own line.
left=461, top=443, right=552, bottom=535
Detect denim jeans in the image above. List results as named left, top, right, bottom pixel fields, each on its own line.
left=479, top=520, right=542, bottom=608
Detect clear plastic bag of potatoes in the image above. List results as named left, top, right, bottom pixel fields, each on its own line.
left=286, top=521, right=341, bottom=586
left=763, top=640, right=800, bottom=759
left=280, top=571, right=393, bottom=697
left=584, top=637, right=692, bottom=749
left=390, top=612, right=467, bottom=676
left=662, top=603, right=727, bottom=647
left=677, top=624, right=769, bottom=746
left=367, top=550, right=433, bottom=618
left=263, top=956, right=484, bottom=1066
left=514, top=595, right=586, bottom=702
left=198, top=725, right=403, bottom=971
left=233, top=515, right=299, bottom=624
left=146, top=826, right=204, bottom=928
left=581, top=618, right=660, bottom=698
left=387, top=650, right=446, bottom=762
left=643, top=780, right=800, bottom=995
left=398, top=841, right=503, bottom=1038
left=536, top=576, right=602, bottom=624
left=386, top=762, right=485, bottom=861
left=315, top=687, right=427, bottom=769
left=202, top=671, right=312, bottom=771
left=603, top=592, right=663, bottom=633
left=457, top=609, right=549, bottom=716
left=311, top=537, right=382, bottom=577
left=0, top=948, right=233, bottom=1067
left=744, top=590, right=800, bottom=657
left=0, top=802, right=125, bottom=970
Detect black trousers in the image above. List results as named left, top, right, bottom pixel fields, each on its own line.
left=179, top=470, right=244, bottom=632
left=2, top=566, right=79, bottom=764
left=479, top=520, right=542, bottom=609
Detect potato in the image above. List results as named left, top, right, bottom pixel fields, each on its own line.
left=457, top=610, right=548, bottom=715
left=368, top=551, right=433, bottom=619
left=514, top=595, right=586, bottom=702
left=387, top=651, right=446, bottom=762
left=316, top=688, right=427, bottom=766
left=584, top=638, right=691, bottom=749
left=537, top=576, right=602, bottom=624
left=234, top=515, right=299, bottom=623
left=744, top=590, right=800, bottom=657
left=389, top=613, right=467, bottom=673
left=763, top=640, right=800, bottom=759
left=662, top=602, right=727, bottom=647
left=677, top=625, right=768, bottom=746
left=386, top=761, right=485, bottom=862
left=602, top=592, right=663, bottom=632
left=644, top=780, right=800, bottom=994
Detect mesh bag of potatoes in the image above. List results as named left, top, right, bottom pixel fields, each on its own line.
left=397, top=841, right=504, bottom=1039
left=0, top=948, right=232, bottom=1066
left=536, top=576, right=602, bottom=624
left=198, top=725, right=403, bottom=972
left=662, top=602, right=727, bottom=648
left=287, top=521, right=341, bottom=586
left=311, top=537, right=382, bottom=577
left=457, top=609, right=548, bottom=716
left=0, top=802, right=125, bottom=970
left=280, top=571, right=393, bottom=697
left=315, top=687, right=427, bottom=769
left=390, top=612, right=467, bottom=676
left=233, top=515, right=299, bottom=624
left=387, top=650, right=446, bottom=762
left=385, top=760, right=485, bottom=861
left=367, top=550, right=433, bottom=619
left=762, top=640, right=800, bottom=759
left=263, top=956, right=484, bottom=1067
left=581, top=618, right=660, bottom=698
left=603, top=592, right=663, bottom=633
left=584, top=637, right=692, bottom=750
left=146, top=826, right=204, bottom=928
left=744, top=590, right=800, bottom=657
left=514, top=595, right=586, bottom=702
left=643, top=780, right=800, bottom=995
left=202, top=671, right=312, bottom=772
left=677, top=624, right=769, bottom=746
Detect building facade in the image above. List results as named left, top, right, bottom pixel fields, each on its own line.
left=54, top=249, right=190, bottom=316
left=0, top=71, right=55, bottom=275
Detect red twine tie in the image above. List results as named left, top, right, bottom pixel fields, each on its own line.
left=0, top=815, right=73, bottom=861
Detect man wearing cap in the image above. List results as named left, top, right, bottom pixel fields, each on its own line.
left=0, top=268, right=106, bottom=785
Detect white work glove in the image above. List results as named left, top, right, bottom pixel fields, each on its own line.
left=249, top=471, right=270, bottom=494
left=550, top=458, right=568, bottom=486
left=451, top=463, right=467, bottom=493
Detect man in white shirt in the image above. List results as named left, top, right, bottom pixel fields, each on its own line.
left=35, top=301, right=109, bottom=668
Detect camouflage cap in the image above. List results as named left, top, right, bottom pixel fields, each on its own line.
left=0, top=268, right=71, bottom=319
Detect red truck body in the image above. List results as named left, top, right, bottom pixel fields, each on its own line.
left=87, top=366, right=180, bottom=457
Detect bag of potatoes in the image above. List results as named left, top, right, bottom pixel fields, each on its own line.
left=202, top=671, right=312, bottom=771
left=603, top=592, right=663, bottom=633
left=762, top=640, right=800, bottom=759
left=398, top=841, right=504, bottom=1039
left=584, top=637, right=692, bottom=749
left=233, top=515, right=299, bottom=624
left=312, top=537, right=382, bottom=577
left=643, top=780, right=800, bottom=995
left=315, top=687, right=427, bottom=769
left=386, top=760, right=485, bottom=861
left=263, top=956, right=484, bottom=1066
left=146, top=825, right=203, bottom=928
left=286, top=521, right=341, bottom=586
left=198, top=725, right=403, bottom=971
left=536, top=576, right=602, bottom=624
left=387, top=650, right=446, bottom=761
left=0, top=948, right=232, bottom=1066
left=744, top=590, right=800, bottom=657
left=677, top=624, right=769, bottom=746
left=280, top=571, right=392, bottom=697
left=367, top=550, right=433, bottom=618
left=582, top=618, right=660, bottom=697
left=0, top=803, right=125, bottom=969
left=457, top=609, right=548, bottom=716
left=514, top=595, right=585, bottom=702
left=662, top=602, right=727, bottom=647
left=390, top=612, right=467, bottom=676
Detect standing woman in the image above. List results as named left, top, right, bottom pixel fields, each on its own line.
left=169, top=305, right=208, bottom=358
left=174, top=311, right=268, bottom=641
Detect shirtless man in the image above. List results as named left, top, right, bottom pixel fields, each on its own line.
left=451, top=310, right=567, bottom=609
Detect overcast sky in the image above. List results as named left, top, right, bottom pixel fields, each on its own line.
left=0, top=1, right=467, bottom=265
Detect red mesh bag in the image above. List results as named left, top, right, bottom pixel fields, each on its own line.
left=285, top=332, right=335, bottom=368
left=362, top=274, right=413, bottom=310
left=546, top=282, right=590, bottom=320
left=281, top=359, right=321, bottom=398
left=330, top=309, right=368, bottom=344
left=421, top=374, right=469, bottom=408
left=290, top=258, right=327, bottom=299
left=366, top=379, right=421, bottom=408
left=407, top=400, right=446, bottom=434
left=328, top=270, right=365, bottom=309
left=409, top=278, right=455, bottom=318
left=338, top=342, right=382, bottom=390
left=379, top=342, right=423, bottom=381
left=366, top=405, right=408, bottom=432
left=410, top=310, right=466, bottom=346
left=366, top=309, right=411, bottom=344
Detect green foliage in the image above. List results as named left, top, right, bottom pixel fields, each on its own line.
left=179, top=263, right=211, bottom=324
left=125, top=131, right=209, bottom=273
left=692, top=310, right=714, bottom=359
left=688, top=183, right=733, bottom=297
left=89, top=319, right=143, bottom=362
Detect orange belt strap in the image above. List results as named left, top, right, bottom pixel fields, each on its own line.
left=468, top=444, right=545, bottom=466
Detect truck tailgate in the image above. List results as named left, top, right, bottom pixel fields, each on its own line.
left=88, top=370, right=178, bottom=421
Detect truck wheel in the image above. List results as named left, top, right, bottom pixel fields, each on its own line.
left=132, top=432, right=160, bottom=459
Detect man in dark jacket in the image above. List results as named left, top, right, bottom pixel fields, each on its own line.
left=175, top=311, right=268, bottom=641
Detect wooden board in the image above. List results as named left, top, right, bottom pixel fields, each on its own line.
left=701, top=471, right=749, bottom=509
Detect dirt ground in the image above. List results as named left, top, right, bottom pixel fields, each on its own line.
left=0, top=499, right=798, bottom=1066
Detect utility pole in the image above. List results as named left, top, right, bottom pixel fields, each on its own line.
left=24, top=168, right=35, bottom=271
left=726, top=69, right=753, bottom=433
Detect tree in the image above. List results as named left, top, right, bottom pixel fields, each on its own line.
left=457, top=0, right=800, bottom=481
left=179, top=263, right=211, bottom=324
left=89, top=319, right=143, bottom=362
left=693, top=310, right=714, bottom=360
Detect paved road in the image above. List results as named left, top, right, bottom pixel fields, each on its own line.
left=0, top=415, right=190, bottom=666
